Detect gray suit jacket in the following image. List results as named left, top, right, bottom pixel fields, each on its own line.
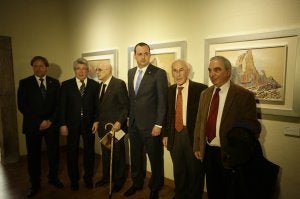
left=193, top=81, right=260, bottom=167
left=128, top=64, right=168, bottom=133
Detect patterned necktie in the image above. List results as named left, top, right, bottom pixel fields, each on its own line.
left=175, top=87, right=184, bottom=132
left=39, top=78, right=46, bottom=99
left=135, top=69, right=143, bottom=94
left=206, top=88, right=221, bottom=143
left=99, top=84, right=106, bottom=102
left=80, top=80, right=85, bottom=96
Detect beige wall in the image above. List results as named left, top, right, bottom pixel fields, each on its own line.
left=1, top=0, right=300, bottom=198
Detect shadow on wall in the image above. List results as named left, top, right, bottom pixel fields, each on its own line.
left=48, top=63, right=62, bottom=80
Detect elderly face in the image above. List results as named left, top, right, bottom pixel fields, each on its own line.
left=172, top=60, right=190, bottom=86
left=74, top=63, right=89, bottom=80
left=134, top=45, right=151, bottom=68
left=96, top=63, right=112, bottom=82
left=32, top=59, right=48, bottom=78
left=208, top=59, right=231, bottom=87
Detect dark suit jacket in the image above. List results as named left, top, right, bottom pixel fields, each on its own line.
left=193, top=81, right=261, bottom=167
left=18, top=75, right=60, bottom=134
left=98, top=76, right=129, bottom=136
left=128, top=64, right=168, bottom=132
left=164, top=80, right=207, bottom=151
left=60, top=77, right=99, bottom=133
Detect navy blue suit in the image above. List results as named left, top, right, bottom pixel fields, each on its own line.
left=128, top=64, right=168, bottom=191
left=60, top=78, right=99, bottom=184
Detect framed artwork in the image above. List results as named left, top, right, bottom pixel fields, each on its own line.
left=82, top=49, right=118, bottom=81
left=128, top=41, right=187, bottom=85
left=205, top=29, right=300, bottom=117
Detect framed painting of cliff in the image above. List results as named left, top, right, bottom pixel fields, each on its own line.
left=204, top=29, right=300, bottom=117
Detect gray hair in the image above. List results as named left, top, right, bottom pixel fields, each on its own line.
left=210, top=56, right=232, bottom=71
left=73, top=58, right=89, bottom=70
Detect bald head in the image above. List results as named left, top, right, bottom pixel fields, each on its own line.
left=96, top=62, right=112, bottom=82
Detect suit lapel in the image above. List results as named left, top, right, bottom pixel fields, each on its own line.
left=128, top=67, right=137, bottom=95
left=101, top=77, right=114, bottom=104
left=221, top=82, right=236, bottom=126
left=135, top=64, right=154, bottom=96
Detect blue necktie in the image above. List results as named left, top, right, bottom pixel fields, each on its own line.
left=135, top=69, right=143, bottom=94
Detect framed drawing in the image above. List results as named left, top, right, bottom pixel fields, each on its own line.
left=128, top=41, right=187, bottom=85
left=82, top=49, right=118, bottom=81
left=204, top=29, right=300, bottom=117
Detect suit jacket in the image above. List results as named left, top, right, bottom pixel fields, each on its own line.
left=60, top=77, right=99, bottom=133
left=193, top=81, right=260, bottom=167
left=98, top=76, right=129, bottom=136
left=17, top=75, right=60, bottom=134
left=164, top=80, right=207, bottom=151
left=128, top=64, right=168, bottom=132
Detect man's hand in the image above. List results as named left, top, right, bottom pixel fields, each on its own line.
left=112, top=121, right=121, bottom=132
left=151, top=126, right=161, bottom=136
left=194, top=151, right=203, bottom=160
left=92, top=122, right=99, bottom=134
left=60, top=125, right=68, bottom=136
left=39, top=120, right=52, bottom=131
left=162, top=137, right=168, bottom=147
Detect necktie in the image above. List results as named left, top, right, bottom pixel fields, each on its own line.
left=175, top=87, right=184, bottom=132
left=99, top=84, right=106, bottom=102
left=80, top=80, right=85, bottom=96
left=39, top=78, right=46, bottom=99
left=135, top=69, right=143, bottom=94
left=206, top=88, right=220, bottom=143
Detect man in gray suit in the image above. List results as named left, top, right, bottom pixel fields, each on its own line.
left=163, top=59, right=207, bottom=199
left=124, top=42, right=168, bottom=199
left=193, top=56, right=261, bottom=199
left=94, top=62, right=129, bottom=193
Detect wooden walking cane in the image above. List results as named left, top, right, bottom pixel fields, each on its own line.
left=104, top=123, right=114, bottom=199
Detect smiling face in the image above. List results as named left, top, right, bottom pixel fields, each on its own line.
left=208, top=58, right=231, bottom=87
left=32, top=59, right=48, bottom=78
left=172, top=60, right=190, bottom=86
left=74, top=63, right=89, bottom=81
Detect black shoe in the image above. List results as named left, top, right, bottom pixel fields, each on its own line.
left=150, top=190, right=159, bottom=199
left=48, top=179, right=64, bottom=189
left=124, top=186, right=142, bottom=197
left=71, top=182, right=79, bottom=191
left=112, top=184, right=123, bottom=193
left=27, top=187, right=40, bottom=197
left=95, top=179, right=108, bottom=187
left=85, top=179, right=93, bottom=189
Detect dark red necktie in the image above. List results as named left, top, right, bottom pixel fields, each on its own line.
left=206, top=88, right=220, bottom=143
left=175, top=87, right=184, bottom=132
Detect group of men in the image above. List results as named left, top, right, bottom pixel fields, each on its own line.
left=18, top=42, right=261, bottom=199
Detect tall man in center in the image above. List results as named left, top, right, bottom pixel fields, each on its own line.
left=125, top=42, right=168, bottom=199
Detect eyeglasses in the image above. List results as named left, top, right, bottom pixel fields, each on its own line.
left=95, top=68, right=109, bottom=72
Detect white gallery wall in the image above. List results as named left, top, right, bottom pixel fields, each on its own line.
left=1, top=0, right=300, bottom=198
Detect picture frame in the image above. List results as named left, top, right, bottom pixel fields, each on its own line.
left=204, top=29, right=300, bottom=117
left=82, top=49, right=118, bottom=81
left=128, top=41, right=187, bottom=85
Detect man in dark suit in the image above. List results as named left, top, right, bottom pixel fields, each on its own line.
left=17, top=56, right=63, bottom=197
left=193, top=56, right=261, bottom=199
left=59, top=58, right=99, bottom=191
left=163, top=59, right=207, bottom=199
left=94, top=62, right=129, bottom=193
left=124, top=42, right=168, bottom=199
